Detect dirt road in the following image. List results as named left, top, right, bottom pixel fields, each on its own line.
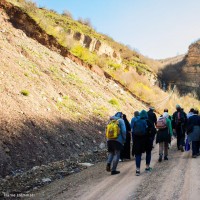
left=32, top=141, right=200, bottom=200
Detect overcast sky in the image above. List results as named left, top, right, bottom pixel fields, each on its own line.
left=32, top=0, right=200, bottom=59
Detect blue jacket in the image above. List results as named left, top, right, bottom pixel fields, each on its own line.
left=107, top=115, right=126, bottom=145
left=130, top=116, right=140, bottom=135
left=187, top=114, right=200, bottom=142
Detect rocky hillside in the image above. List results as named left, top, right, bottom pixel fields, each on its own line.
left=3, top=0, right=158, bottom=88
left=0, top=2, right=153, bottom=194
left=158, top=43, right=200, bottom=99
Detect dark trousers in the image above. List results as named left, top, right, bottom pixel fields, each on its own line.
left=135, top=151, right=151, bottom=169
left=120, top=134, right=131, bottom=160
left=176, top=125, right=185, bottom=148
left=192, top=141, right=200, bottom=156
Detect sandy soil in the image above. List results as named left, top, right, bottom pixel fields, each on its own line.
left=31, top=140, right=200, bottom=200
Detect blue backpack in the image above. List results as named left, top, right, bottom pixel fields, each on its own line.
left=133, top=118, right=147, bottom=136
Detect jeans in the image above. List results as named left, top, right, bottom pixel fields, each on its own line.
left=107, top=150, right=120, bottom=171
left=135, top=151, right=151, bottom=169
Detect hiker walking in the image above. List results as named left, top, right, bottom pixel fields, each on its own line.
left=106, top=112, right=126, bottom=175
left=187, top=108, right=194, bottom=119
left=147, top=107, right=157, bottom=148
left=186, top=109, right=200, bottom=158
left=120, top=114, right=131, bottom=161
left=132, top=110, right=154, bottom=176
left=156, top=112, right=173, bottom=162
left=130, top=111, right=140, bottom=157
left=163, top=108, right=172, bottom=120
left=172, top=105, right=187, bottom=151
left=163, top=108, right=173, bottom=147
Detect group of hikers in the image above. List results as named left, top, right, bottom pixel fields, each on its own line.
left=105, top=105, right=200, bottom=176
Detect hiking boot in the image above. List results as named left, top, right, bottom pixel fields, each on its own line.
left=164, top=156, right=168, bottom=160
left=106, top=163, right=111, bottom=172
left=136, top=170, right=140, bottom=176
left=158, top=156, right=162, bottom=162
left=179, top=145, right=184, bottom=152
left=111, top=170, right=120, bottom=175
left=145, top=167, right=152, bottom=172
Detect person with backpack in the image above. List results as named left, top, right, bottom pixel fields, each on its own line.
left=156, top=112, right=173, bottom=162
left=172, top=105, right=187, bottom=151
left=163, top=108, right=173, bottom=147
left=186, top=109, right=200, bottom=158
left=130, top=111, right=140, bottom=157
left=120, top=114, right=131, bottom=161
left=132, top=110, right=154, bottom=176
left=106, top=112, right=126, bottom=175
left=164, top=108, right=172, bottom=121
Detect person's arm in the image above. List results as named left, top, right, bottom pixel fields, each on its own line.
left=153, top=113, right=157, bottom=126
left=130, top=118, right=135, bottom=142
left=172, top=112, right=176, bottom=130
left=186, top=116, right=193, bottom=134
left=127, top=121, right=131, bottom=132
left=130, top=118, right=134, bottom=132
left=184, top=112, right=188, bottom=126
left=167, top=118, right=173, bottom=136
left=119, top=119, right=126, bottom=142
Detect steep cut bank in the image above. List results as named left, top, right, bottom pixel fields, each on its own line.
left=0, top=0, right=155, bottom=107
left=0, top=4, right=150, bottom=194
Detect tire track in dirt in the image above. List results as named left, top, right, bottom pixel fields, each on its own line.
left=129, top=145, right=192, bottom=200
left=52, top=142, right=162, bottom=200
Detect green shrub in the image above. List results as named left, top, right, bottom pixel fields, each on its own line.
left=63, top=95, right=69, bottom=100
left=108, top=98, right=119, bottom=106
left=70, top=45, right=97, bottom=65
left=108, top=60, right=121, bottom=71
left=93, top=106, right=108, bottom=117
left=20, top=90, right=30, bottom=96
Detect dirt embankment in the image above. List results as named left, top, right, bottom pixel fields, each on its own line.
left=0, top=3, right=148, bottom=196
left=0, top=0, right=152, bottom=108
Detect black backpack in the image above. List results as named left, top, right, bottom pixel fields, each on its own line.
left=175, top=111, right=186, bottom=125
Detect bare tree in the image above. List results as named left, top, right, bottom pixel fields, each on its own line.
left=62, top=10, right=73, bottom=19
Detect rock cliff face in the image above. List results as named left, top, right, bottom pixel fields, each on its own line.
left=159, top=41, right=200, bottom=98
left=180, top=41, right=200, bottom=97
left=186, top=41, right=200, bottom=66
left=66, top=29, right=122, bottom=63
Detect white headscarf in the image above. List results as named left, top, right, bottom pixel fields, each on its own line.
left=163, top=112, right=169, bottom=118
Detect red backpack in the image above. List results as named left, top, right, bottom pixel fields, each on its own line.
left=156, top=117, right=167, bottom=129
